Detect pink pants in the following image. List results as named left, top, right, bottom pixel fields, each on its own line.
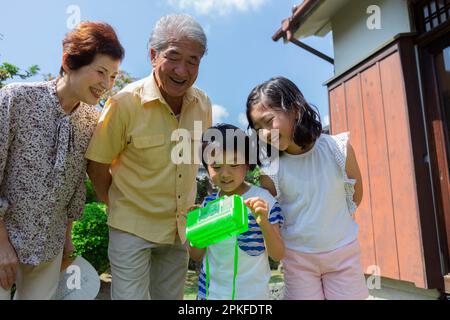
left=282, top=240, right=369, bottom=300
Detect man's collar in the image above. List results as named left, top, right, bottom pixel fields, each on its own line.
left=140, top=73, right=199, bottom=107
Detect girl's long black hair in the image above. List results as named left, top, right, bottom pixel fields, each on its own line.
left=246, top=76, right=322, bottom=150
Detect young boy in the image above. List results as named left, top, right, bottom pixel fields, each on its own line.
left=188, top=124, right=284, bottom=300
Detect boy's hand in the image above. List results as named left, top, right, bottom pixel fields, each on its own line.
left=244, top=197, right=269, bottom=226
left=183, top=205, right=201, bottom=219
left=187, top=205, right=201, bottom=213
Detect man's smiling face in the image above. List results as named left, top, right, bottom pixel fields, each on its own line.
left=151, top=37, right=204, bottom=106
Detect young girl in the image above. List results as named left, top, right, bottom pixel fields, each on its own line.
left=188, top=124, right=284, bottom=300
left=246, top=77, right=369, bottom=300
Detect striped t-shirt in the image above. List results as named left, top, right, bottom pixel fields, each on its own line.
left=197, top=185, right=283, bottom=299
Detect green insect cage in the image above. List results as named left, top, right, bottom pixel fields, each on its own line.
left=186, top=195, right=249, bottom=248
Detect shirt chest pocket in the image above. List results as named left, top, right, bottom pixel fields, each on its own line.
left=131, top=134, right=169, bottom=170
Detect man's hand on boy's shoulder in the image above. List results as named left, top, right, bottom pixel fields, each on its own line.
left=244, top=197, right=270, bottom=226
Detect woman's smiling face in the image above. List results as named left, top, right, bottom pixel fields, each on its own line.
left=65, top=53, right=120, bottom=106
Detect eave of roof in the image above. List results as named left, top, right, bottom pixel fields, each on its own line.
left=272, top=0, right=322, bottom=42
left=273, top=0, right=352, bottom=42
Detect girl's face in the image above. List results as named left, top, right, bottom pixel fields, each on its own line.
left=249, top=102, right=298, bottom=152
left=207, top=151, right=249, bottom=196
left=64, top=53, right=120, bottom=106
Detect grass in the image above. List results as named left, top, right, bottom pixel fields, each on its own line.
left=184, top=270, right=200, bottom=300
left=97, top=269, right=284, bottom=300
left=183, top=269, right=284, bottom=300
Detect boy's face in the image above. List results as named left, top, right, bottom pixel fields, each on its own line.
left=206, top=150, right=249, bottom=196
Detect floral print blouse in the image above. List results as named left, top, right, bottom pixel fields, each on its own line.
left=0, top=80, right=100, bottom=265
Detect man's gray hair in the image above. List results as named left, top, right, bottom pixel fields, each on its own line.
left=149, top=14, right=207, bottom=55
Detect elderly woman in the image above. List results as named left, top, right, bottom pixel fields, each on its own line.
left=0, top=22, right=124, bottom=300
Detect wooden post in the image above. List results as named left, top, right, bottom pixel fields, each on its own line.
left=445, top=274, right=450, bottom=294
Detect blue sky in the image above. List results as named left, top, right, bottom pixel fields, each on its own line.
left=0, top=0, right=334, bottom=128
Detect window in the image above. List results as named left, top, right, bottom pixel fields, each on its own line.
left=420, top=0, right=450, bottom=32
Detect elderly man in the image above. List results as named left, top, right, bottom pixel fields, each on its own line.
left=86, top=14, right=212, bottom=300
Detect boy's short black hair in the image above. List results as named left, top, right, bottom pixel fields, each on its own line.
left=201, top=123, right=257, bottom=171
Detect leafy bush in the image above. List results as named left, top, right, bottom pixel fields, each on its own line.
left=245, top=166, right=260, bottom=186
left=72, top=203, right=109, bottom=274
left=85, top=179, right=98, bottom=204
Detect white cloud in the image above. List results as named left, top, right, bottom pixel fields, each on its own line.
left=168, top=0, right=268, bottom=16
left=202, top=24, right=212, bottom=36
left=322, top=114, right=330, bottom=127
left=238, top=113, right=249, bottom=128
left=212, top=104, right=229, bottom=125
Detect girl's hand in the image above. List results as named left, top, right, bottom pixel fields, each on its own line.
left=244, top=197, right=270, bottom=226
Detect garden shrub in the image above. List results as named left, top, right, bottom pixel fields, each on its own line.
left=72, top=202, right=109, bottom=274
left=85, top=179, right=97, bottom=204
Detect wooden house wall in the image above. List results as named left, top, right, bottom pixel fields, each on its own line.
left=328, top=50, right=427, bottom=288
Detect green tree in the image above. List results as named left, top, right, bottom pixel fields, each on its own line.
left=0, top=62, right=40, bottom=88
left=98, top=71, right=135, bottom=107
left=0, top=34, right=40, bottom=88
left=196, top=175, right=216, bottom=204
left=43, top=73, right=56, bottom=81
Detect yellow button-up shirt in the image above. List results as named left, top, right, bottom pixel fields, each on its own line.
left=85, top=74, right=212, bottom=244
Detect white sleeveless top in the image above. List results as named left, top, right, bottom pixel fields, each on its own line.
left=261, top=132, right=358, bottom=253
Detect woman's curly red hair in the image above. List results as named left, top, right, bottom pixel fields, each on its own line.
left=60, top=21, right=125, bottom=76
